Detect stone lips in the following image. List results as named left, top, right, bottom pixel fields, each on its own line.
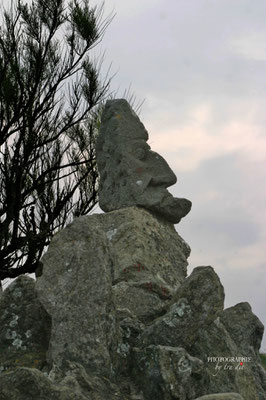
left=96, top=99, right=192, bottom=223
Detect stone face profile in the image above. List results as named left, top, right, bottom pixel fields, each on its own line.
left=0, top=276, right=51, bottom=373
left=96, top=99, right=192, bottom=223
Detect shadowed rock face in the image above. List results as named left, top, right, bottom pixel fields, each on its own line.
left=0, top=276, right=51, bottom=373
left=96, top=99, right=192, bottom=223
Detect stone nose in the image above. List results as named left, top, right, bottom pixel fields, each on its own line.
left=150, top=173, right=177, bottom=187
left=148, top=152, right=177, bottom=187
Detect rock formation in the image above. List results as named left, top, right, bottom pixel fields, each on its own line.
left=0, top=99, right=265, bottom=400
left=195, top=395, right=244, bottom=400
left=96, top=99, right=192, bottom=223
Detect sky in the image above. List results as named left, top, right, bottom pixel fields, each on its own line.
left=1, top=0, right=266, bottom=351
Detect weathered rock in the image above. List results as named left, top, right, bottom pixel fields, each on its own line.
left=190, top=304, right=266, bottom=400
left=35, top=206, right=190, bottom=379
left=1, top=196, right=264, bottom=399
left=219, top=303, right=266, bottom=400
left=0, top=276, right=51, bottom=374
left=137, top=266, right=224, bottom=349
left=113, top=281, right=168, bottom=323
left=114, top=308, right=145, bottom=376
left=220, top=302, right=264, bottom=357
left=102, top=206, right=190, bottom=289
left=0, top=367, right=86, bottom=400
left=116, top=308, right=145, bottom=348
left=88, top=206, right=189, bottom=321
left=35, top=216, right=122, bottom=378
left=96, top=99, right=192, bottom=223
left=132, top=345, right=204, bottom=400
left=0, top=363, right=133, bottom=400
left=193, top=394, right=244, bottom=400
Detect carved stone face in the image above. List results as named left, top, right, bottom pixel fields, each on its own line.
left=96, top=99, right=191, bottom=223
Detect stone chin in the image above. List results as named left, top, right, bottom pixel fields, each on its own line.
left=147, top=195, right=192, bottom=224
left=99, top=186, right=191, bottom=224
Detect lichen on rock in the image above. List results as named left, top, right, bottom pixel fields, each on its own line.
left=96, top=99, right=192, bottom=223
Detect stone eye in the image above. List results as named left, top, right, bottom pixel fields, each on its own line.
left=134, top=148, right=146, bottom=160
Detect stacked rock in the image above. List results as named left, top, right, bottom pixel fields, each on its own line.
left=96, top=99, right=192, bottom=224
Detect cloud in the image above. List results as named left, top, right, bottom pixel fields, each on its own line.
left=177, top=154, right=266, bottom=347
left=109, top=0, right=162, bottom=18
left=100, top=0, right=266, bottom=115
left=174, top=151, right=266, bottom=272
left=229, top=31, right=266, bottom=61
left=145, top=102, right=266, bottom=172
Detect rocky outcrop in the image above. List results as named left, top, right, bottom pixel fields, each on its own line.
left=96, top=99, right=191, bottom=223
left=0, top=99, right=265, bottom=399
left=0, top=362, right=132, bottom=400
left=194, top=394, right=244, bottom=400
left=0, top=275, right=51, bottom=374
left=132, top=345, right=204, bottom=400
left=0, top=207, right=265, bottom=399
left=35, top=206, right=190, bottom=379
left=136, top=266, right=224, bottom=349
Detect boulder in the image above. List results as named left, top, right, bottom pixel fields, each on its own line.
left=96, top=99, right=191, bottom=223
left=35, top=206, right=191, bottom=378
left=35, top=216, right=122, bottom=378
left=101, top=206, right=190, bottom=290
left=137, top=266, right=224, bottom=349
left=0, top=367, right=87, bottom=400
left=132, top=345, right=204, bottom=400
left=113, top=281, right=169, bottom=323
left=0, top=363, right=132, bottom=400
left=219, top=302, right=264, bottom=357
left=74, top=206, right=190, bottom=323
left=219, top=303, right=266, bottom=399
left=0, top=275, right=51, bottom=373
left=193, top=394, right=244, bottom=400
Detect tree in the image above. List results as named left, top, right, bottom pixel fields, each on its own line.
left=0, top=0, right=114, bottom=282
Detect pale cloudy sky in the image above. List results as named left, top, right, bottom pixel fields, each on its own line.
left=93, top=0, right=266, bottom=350
left=1, top=0, right=266, bottom=350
